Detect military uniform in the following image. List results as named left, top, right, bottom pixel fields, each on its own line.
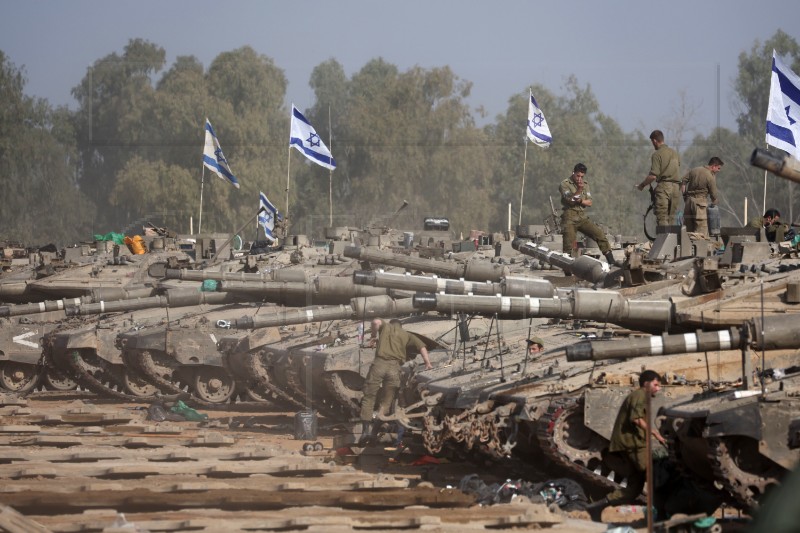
left=682, top=165, right=718, bottom=235
left=650, top=144, right=681, bottom=227
left=559, top=176, right=611, bottom=256
left=747, top=216, right=790, bottom=243
left=359, top=322, right=425, bottom=422
left=605, top=388, right=649, bottom=504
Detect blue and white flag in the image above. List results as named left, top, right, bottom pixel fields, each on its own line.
left=203, top=119, right=239, bottom=189
left=258, top=192, right=280, bottom=243
left=766, top=51, right=800, bottom=159
left=527, top=90, right=552, bottom=148
left=289, top=105, right=337, bottom=170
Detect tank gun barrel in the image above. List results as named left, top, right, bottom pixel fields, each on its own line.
left=353, top=270, right=555, bottom=298
left=64, top=288, right=239, bottom=317
left=0, top=287, right=161, bottom=317
left=565, top=314, right=800, bottom=362
left=218, top=277, right=408, bottom=305
left=412, top=289, right=672, bottom=332
left=751, top=148, right=800, bottom=184
left=222, top=294, right=416, bottom=330
left=162, top=268, right=308, bottom=283
left=343, top=246, right=508, bottom=282
left=511, top=239, right=612, bottom=284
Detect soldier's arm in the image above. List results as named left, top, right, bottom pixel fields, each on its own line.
left=633, top=417, right=667, bottom=445
left=419, top=347, right=432, bottom=370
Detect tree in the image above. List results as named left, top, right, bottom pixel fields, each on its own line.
left=71, top=39, right=166, bottom=230
left=0, top=50, right=92, bottom=245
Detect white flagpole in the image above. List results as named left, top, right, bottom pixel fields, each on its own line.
left=286, top=145, right=292, bottom=224
left=328, top=105, right=333, bottom=227
left=518, top=138, right=529, bottom=226
left=198, top=165, right=206, bottom=235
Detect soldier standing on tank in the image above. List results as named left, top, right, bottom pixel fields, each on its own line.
left=559, top=163, right=619, bottom=267
left=636, top=130, right=682, bottom=227
left=358, top=318, right=432, bottom=445
left=681, top=157, right=724, bottom=236
left=586, top=369, right=667, bottom=520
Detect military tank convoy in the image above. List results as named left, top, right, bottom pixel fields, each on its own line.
left=2, top=152, right=799, bottom=517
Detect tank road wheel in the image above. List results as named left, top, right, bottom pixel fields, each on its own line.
left=709, top=436, right=785, bottom=510
left=324, top=371, right=363, bottom=419
left=122, top=370, right=159, bottom=398
left=43, top=366, right=78, bottom=391
left=0, top=362, right=39, bottom=393
left=193, top=367, right=235, bottom=404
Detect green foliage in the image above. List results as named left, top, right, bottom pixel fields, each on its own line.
left=733, top=30, right=800, bottom=141
left=0, top=51, right=93, bottom=245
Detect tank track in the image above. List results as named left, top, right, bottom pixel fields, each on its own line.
left=708, top=436, right=784, bottom=509
left=322, top=371, right=361, bottom=420
left=64, top=349, right=148, bottom=402
left=239, top=350, right=305, bottom=410
left=536, top=397, right=621, bottom=492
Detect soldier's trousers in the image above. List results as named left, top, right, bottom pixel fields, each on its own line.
left=605, top=448, right=648, bottom=504
left=561, top=213, right=611, bottom=255
left=359, top=357, right=402, bottom=422
left=683, top=196, right=708, bottom=236
left=654, top=181, right=681, bottom=227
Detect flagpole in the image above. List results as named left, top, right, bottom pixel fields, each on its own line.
left=198, top=165, right=206, bottom=235
left=518, top=139, right=529, bottom=226
left=328, top=105, right=333, bottom=227
left=286, top=145, right=292, bottom=226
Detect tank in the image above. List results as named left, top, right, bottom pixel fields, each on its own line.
left=381, top=245, right=800, bottom=509
left=571, top=314, right=800, bottom=510
left=43, top=289, right=245, bottom=401
left=213, top=294, right=423, bottom=416
left=0, top=232, right=230, bottom=394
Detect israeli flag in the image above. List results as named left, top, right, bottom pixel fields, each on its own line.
left=289, top=105, right=337, bottom=170
left=258, top=192, right=280, bottom=243
left=203, top=119, right=240, bottom=188
left=766, top=50, right=800, bottom=159
left=527, top=90, right=552, bottom=148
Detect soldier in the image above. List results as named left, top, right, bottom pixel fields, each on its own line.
left=748, top=208, right=792, bottom=243
left=636, top=130, right=682, bottom=227
left=358, top=318, right=432, bottom=445
left=559, top=163, right=619, bottom=266
left=681, top=157, right=724, bottom=236
left=586, top=369, right=667, bottom=520
left=526, top=337, right=544, bottom=355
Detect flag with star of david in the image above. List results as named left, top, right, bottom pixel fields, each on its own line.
left=289, top=104, right=337, bottom=170
left=766, top=50, right=800, bottom=159
left=527, top=90, right=552, bottom=148
left=258, top=191, right=281, bottom=242
left=203, top=119, right=240, bottom=188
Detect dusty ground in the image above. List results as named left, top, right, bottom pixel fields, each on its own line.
left=0, top=391, right=752, bottom=532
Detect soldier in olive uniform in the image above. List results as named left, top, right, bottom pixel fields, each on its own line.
left=586, top=369, right=667, bottom=520
left=358, top=318, right=432, bottom=444
left=637, top=130, right=682, bottom=227
left=748, top=208, right=792, bottom=243
left=682, top=157, right=723, bottom=236
left=559, top=163, right=618, bottom=266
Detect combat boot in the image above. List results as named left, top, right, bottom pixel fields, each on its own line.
left=584, top=497, right=609, bottom=522
left=357, top=421, right=374, bottom=446
left=604, top=250, right=624, bottom=268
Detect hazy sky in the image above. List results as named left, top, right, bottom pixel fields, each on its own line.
left=1, top=1, right=797, bottom=139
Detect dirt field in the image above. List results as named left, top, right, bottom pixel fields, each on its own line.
left=0, top=390, right=609, bottom=532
